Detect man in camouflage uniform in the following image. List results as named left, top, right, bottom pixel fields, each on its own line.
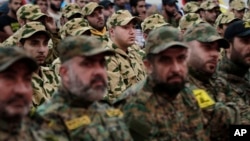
left=117, top=26, right=209, bottom=141
left=0, top=47, right=65, bottom=141
left=18, top=22, right=60, bottom=107
left=218, top=20, right=250, bottom=124
left=60, top=3, right=82, bottom=25
left=200, top=0, right=220, bottom=26
left=230, top=0, right=246, bottom=20
left=183, top=1, right=201, bottom=14
left=0, top=4, right=47, bottom=47
left=215, top=12, right=239, bottom=36
left=105, top=10, right=146, bottom=103
left=161, top=0, right=182, bottom=27
left=53, top=18, right=91, bottom=77
left=82, top=2, right=108, bottom=43
left=184, top=22, right=242, bottom=140
left=37, top=36, right=133, bottom=141
left=141, top=13, right=169, bottom=41
left=179, top=13, right=203, bottom=34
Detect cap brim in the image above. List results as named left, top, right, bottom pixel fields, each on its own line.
left=82, top=47, right=115, bottom=56
left=72, top=27, right=91, bottom=36
left=86, top=5, right=104, bottom=16
left=0, top=56, right=38, bottom=72
left=31, top=13, right=47, bottom=20
left=198, top=36, right=229, bottom=49
left=67, top=11, right=82, bottom=18
left=21, top=30, right=51, bottom=41
left=149, top=41, right=188, bottom=54
left=121, top=17, right=140, bottom=26
left=237, top=29, right=250, bottom=37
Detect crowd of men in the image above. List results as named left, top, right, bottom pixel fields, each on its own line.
left=1, top=0, right=250, bottom=140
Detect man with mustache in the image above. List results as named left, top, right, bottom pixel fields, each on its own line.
left=118, top=26, right=209, bottom=141
left=38, top=36, right=133, bottom=140
left=0, top=47, right=65, bottom=140
left=48, top=0, right=62, bottom=28
left=184, top=22, right=242, bottom=141
left=105, top=10, right=146, bottom=103
left=18, top=22, right=59, bottom=107
left=218, top=20, right=250, bottom=116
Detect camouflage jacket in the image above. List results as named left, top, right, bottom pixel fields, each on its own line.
left=37, top=86, right=133, bottom=141
left=218, top=55, right=250, bottom=105
left=32, top=66, right=60, bottom=107
left=187, top=69, right=241, bottom=141
left=105, top=40, right=146, bottom=103
left=120, top=77, right=209, bottom=141
left=0, top=28, right=20, bottom=47
left=0, top=114, right=66, bottom=141
left=216, top=55, right=250, bottom=124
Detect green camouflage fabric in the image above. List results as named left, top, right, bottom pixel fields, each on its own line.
left=37, top=86, right=133, bottom=141
left=18, top=21, right=50, bottom=42
left=141, top=14, right=169, bottom=32
left=107, top=10, right=139, bottom=29
left=119, top=78, right=209, bottom=141
left=105, top=40, right=146, bottom=103
left=51, top=57, right=61, bottom=78
left=16, top=4, right=46, bottom=21
left=0, top=113, right=67, bottom=141
left=183, top=22, right=229, bottom=48
left=32, top=66, right=60, bottom=107
left=81, top=2, right=103, bottom=17
left=187, top=71, right=242, bottom=140
left=200, top=0, right=218, bottom=10
left=215, top=12, right=238, bottom=27
left=243, top=11, right=250, bottom=20
left=230, top=0, right=246, bottom=10
left=179, top=13, right=203, bottom=31
left=0, top=29, right=21, bottom=47
left=61, top=3, right=82, bottom=19
left=59, top=18, right=90, bottom=39
left=58, top=36, right=114, bottom=63
left=217, top=55, right=250, bottom=124
left=145, top=26, right=188, bottom=55
left=183, top=1, right=201, bottom=13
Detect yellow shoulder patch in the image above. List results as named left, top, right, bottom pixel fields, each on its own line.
left=106, top=109, right=123, bottom=118
left=193, top=89, right=215, bottom=109
left=65, top=115, right=91, bottom=130
left=244, top=21, right=250, bottom=28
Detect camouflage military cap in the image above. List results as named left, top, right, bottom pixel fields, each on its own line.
left=60, top=18, right=90, bottom=39
left=145, top=26, right=188, bottom=55
left=107, top=10, right=140, bottom=29
left=230, top=0, right=246, bottom=11
left=0, top=47, right=37, bottom=72
left=183, top=1, right=201, bottom=13
left=17, top=4, right=46, bottom=21
left=200, top=0, right=219, bottom=10
left=82, top=2, right=103, bottom=17
left=179, top=13, right=203, bottom=30
left=58, top=36, right=114, bottom=62
left=18, top=22, right=50, bottom=42
left=183, top=22, right=229, bottom=48
left=62, top=3, right=82, bottom=19
left=141, top=14, right=169, bottom=32
left=215, top=12, right=239, bottom=27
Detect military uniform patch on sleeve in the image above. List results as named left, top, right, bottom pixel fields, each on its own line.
left=193, top=89, right=215, bottom=109
left=65, top=115, right=91, bottom=130
left=106, top=109, right=124, bottom=118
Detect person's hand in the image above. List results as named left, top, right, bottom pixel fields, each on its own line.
left=44, top=16, right=57, bottom=33
left=173, top=11, right=182, bottom=21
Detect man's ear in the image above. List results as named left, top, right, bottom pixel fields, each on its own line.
left=59, top=64, right=69, bottom=86
left=109, top=27, right=115, bottom=38
left=143, top=59, right=153, bottom=74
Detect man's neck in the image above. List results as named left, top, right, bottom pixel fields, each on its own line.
left=7, top=11, right=16, bottom=19
left=112, top=39, right=129, bottom=53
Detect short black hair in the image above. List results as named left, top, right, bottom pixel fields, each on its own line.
left=130, top=0, right=145, bottom=7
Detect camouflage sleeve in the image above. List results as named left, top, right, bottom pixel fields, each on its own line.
left=105, top=56, right=127, bottom=103
left=45, top=32, right=61, bottom=66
